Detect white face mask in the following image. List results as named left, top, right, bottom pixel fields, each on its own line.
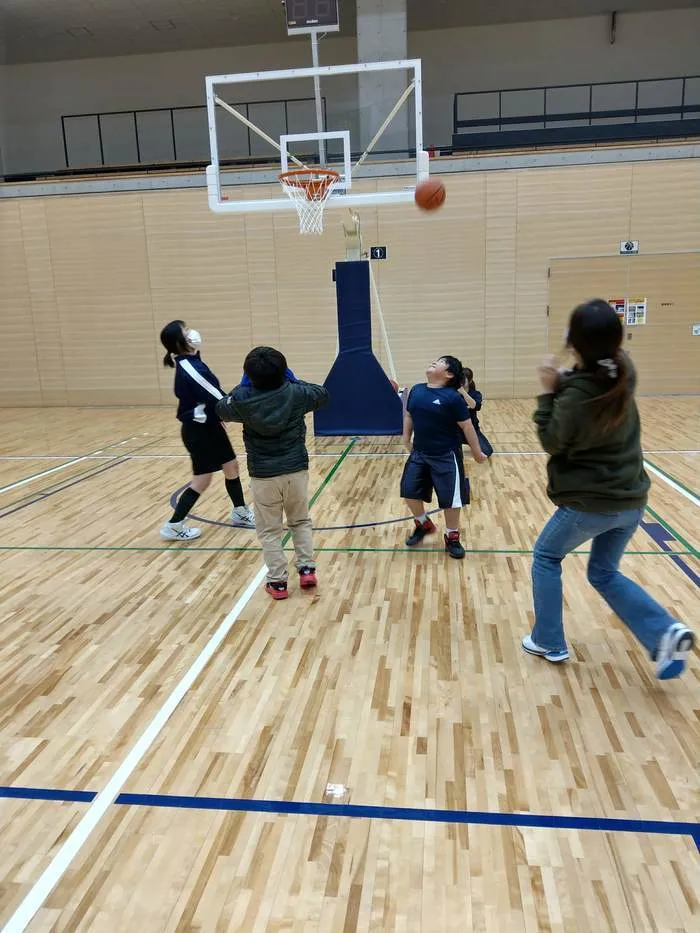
left=187, top=328, right=202, bottom=349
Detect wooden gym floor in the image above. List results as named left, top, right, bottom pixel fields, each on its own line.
left=0, top=399, right=698, bottom=932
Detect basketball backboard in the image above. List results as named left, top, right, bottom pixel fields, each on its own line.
left=204, top=58, right=428, bottom=226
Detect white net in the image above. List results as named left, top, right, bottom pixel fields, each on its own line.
left=279, top=169, right=341, bottom=235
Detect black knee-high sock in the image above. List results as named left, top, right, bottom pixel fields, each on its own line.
left=170, top=487, right=200, bottom=523
left=225, top=477, right=245, bottom=508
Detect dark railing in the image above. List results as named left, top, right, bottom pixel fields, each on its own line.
left=60, top=96, right=328, bottom=170
left=453, top=75, right=700, bottom=151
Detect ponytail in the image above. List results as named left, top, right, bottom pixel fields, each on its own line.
left=567, top=299, right=632, bottom=434
left=463, top=367, right=476, bottom=393
left=160, top=320, right=188, bottom=367
left=587, top=348, right=631, bottom=432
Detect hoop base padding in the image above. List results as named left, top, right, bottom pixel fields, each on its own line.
left=314, top=261, right=403, bottom=435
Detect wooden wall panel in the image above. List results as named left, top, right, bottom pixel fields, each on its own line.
left=18, top=200, right=67, bottom=405
left=548, top=254, right=700, bottom=394
left=0, top=201, right=42, bottom=406
left=514, top=164, right=634, bottom=395
left=376, top=174, right=487, bottom=388
left=484, top=173, right=517, bottom=397
left=0, top=157, right=698, bottom=407
left=141, top=189, right=252, bottom=398
left=630, top=161, right=700, bottom=254
left=43, top=194, right=158, bottom=406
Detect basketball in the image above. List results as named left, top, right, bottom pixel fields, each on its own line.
left=415, top=178, right=446, bottom=211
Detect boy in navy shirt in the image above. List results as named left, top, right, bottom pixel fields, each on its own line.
left=401, top=356, right=486, bottom=558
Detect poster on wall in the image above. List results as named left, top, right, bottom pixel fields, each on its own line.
left=608, top=297, right=627, bottom=323
left=626, top=297, right=647, bottom=327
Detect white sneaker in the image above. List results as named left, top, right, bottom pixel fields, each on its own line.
left=522, top=633, right=569, bottom=663
left=160, top=521, right=202, bottom=541
left=231, top=505, right=255, bottom=529
left=655, top=622, right=695, bottom=680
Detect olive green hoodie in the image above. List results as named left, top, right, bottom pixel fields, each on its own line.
left=533, top=361, right=650, bottom=513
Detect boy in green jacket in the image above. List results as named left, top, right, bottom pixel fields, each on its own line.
left=217, top=347, right=329, bottom=600
left=525, top=299, right=694, bottom=680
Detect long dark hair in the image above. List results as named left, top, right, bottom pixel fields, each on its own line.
left=463, top=367, right=476, bottom=393
left=439, top=355, right=466, bottom=389
left=567, top=299, right=630, bottom=431
left=160, top=320, right=190, bottom=368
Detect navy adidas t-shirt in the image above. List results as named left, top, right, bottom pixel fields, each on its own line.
left=407, top=384, right=471, bottom=455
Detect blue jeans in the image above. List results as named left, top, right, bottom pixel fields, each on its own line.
left=532, top=506, right=676, bottom=655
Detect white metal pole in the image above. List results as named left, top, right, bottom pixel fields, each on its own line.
left=214, top=96, right=307, bottom=168
left=310, top=31, right=326, bottom=166
left=369, top=262, right=397, bottom=382
left=205, top=77, right=222, bottom=201
left=413, top=60, right=427, bottom=182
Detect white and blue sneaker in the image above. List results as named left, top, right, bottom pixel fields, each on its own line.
left=160, top=521, right=201, bottom=541
left=230, top=505, right=255, bottom=529
left=655, top=623, right=695, bottom=680
left=522, top=634, right=569, bottom=664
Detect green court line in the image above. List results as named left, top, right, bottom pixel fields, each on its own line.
left=644, top=504, right=698, bottom=557
left=279, top=438, right=357, bottom=548
left=644, top=457, right=700, bottom=501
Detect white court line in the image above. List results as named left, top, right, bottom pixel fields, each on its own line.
left=644, top=460, right=700, bottom=508
left=0, top=449, right=698, bottom=462
left=3, top=563, right=267, bottom=933
left=0, top=436, right=143, bottom=494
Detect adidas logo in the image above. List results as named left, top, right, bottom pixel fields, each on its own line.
left=432, top=399, right=441, bottom=405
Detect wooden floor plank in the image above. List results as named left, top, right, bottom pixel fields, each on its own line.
left=0, top=402, right=697, bottom=932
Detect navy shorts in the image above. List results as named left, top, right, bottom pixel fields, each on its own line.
left=400, top=449, right=470, bottom=509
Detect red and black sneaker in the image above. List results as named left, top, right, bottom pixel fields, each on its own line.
left=299, top=566, right=318, bottom=589
left=405, top=517, right=437, bottom=547
left=444, top=531, right=466, bottom=560
left=265, top=581, right=289, bottom=600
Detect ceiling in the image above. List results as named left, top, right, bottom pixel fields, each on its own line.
left=0, top=0, right=698, bottom=65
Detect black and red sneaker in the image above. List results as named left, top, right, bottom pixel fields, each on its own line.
left=405, top=517, right=437, bottom=547
left=265, top=581, right=289, bottom=600
left=444, top=531, right=466, bottom=560
left=299, top=566, right=318, bottom=589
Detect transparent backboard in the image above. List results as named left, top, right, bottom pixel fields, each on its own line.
left=205, top=58, right=429, bottom=217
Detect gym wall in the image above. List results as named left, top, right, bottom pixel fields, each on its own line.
left=0, top=156, right=698, bottom=407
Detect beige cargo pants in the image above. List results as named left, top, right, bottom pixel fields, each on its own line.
left=249, top=470, right=314, bottom=582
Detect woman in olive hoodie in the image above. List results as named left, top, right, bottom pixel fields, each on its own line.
left=524, top=299, right=694, bottom=680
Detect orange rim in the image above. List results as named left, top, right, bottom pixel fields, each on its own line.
left=279, top=168, right=341, bottom=200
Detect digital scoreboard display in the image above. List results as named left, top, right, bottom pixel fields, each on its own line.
left=285, top=0, right=340, bottom=31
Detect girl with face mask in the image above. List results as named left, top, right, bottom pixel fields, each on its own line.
left=159, top=320, right=254, bottom=540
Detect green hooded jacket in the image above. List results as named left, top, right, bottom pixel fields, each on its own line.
left=533, top=360, right=650, bottom=513
left=216, top=380, right=329, bottom=479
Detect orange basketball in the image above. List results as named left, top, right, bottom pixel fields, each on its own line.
left=415, top=178, right=446, bottom=211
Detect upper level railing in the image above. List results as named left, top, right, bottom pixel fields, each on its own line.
left=453, top=75, right=700, bottom=150
left=59, top=96, right=328, bottom=171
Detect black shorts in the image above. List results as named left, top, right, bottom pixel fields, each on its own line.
left=181, top=420, right=235, bottom=475
left=400, top=449, right=470, bottom=509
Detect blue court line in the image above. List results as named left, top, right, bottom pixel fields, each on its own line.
left=640, top=517, right=699, bottom=588
left=1, top=785, right=697, bottom=849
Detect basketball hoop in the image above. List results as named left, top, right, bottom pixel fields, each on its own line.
left=279, top=167, right=341, bottom=235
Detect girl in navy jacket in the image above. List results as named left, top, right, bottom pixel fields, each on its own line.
left=159, top=320, right=254, bottom=540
